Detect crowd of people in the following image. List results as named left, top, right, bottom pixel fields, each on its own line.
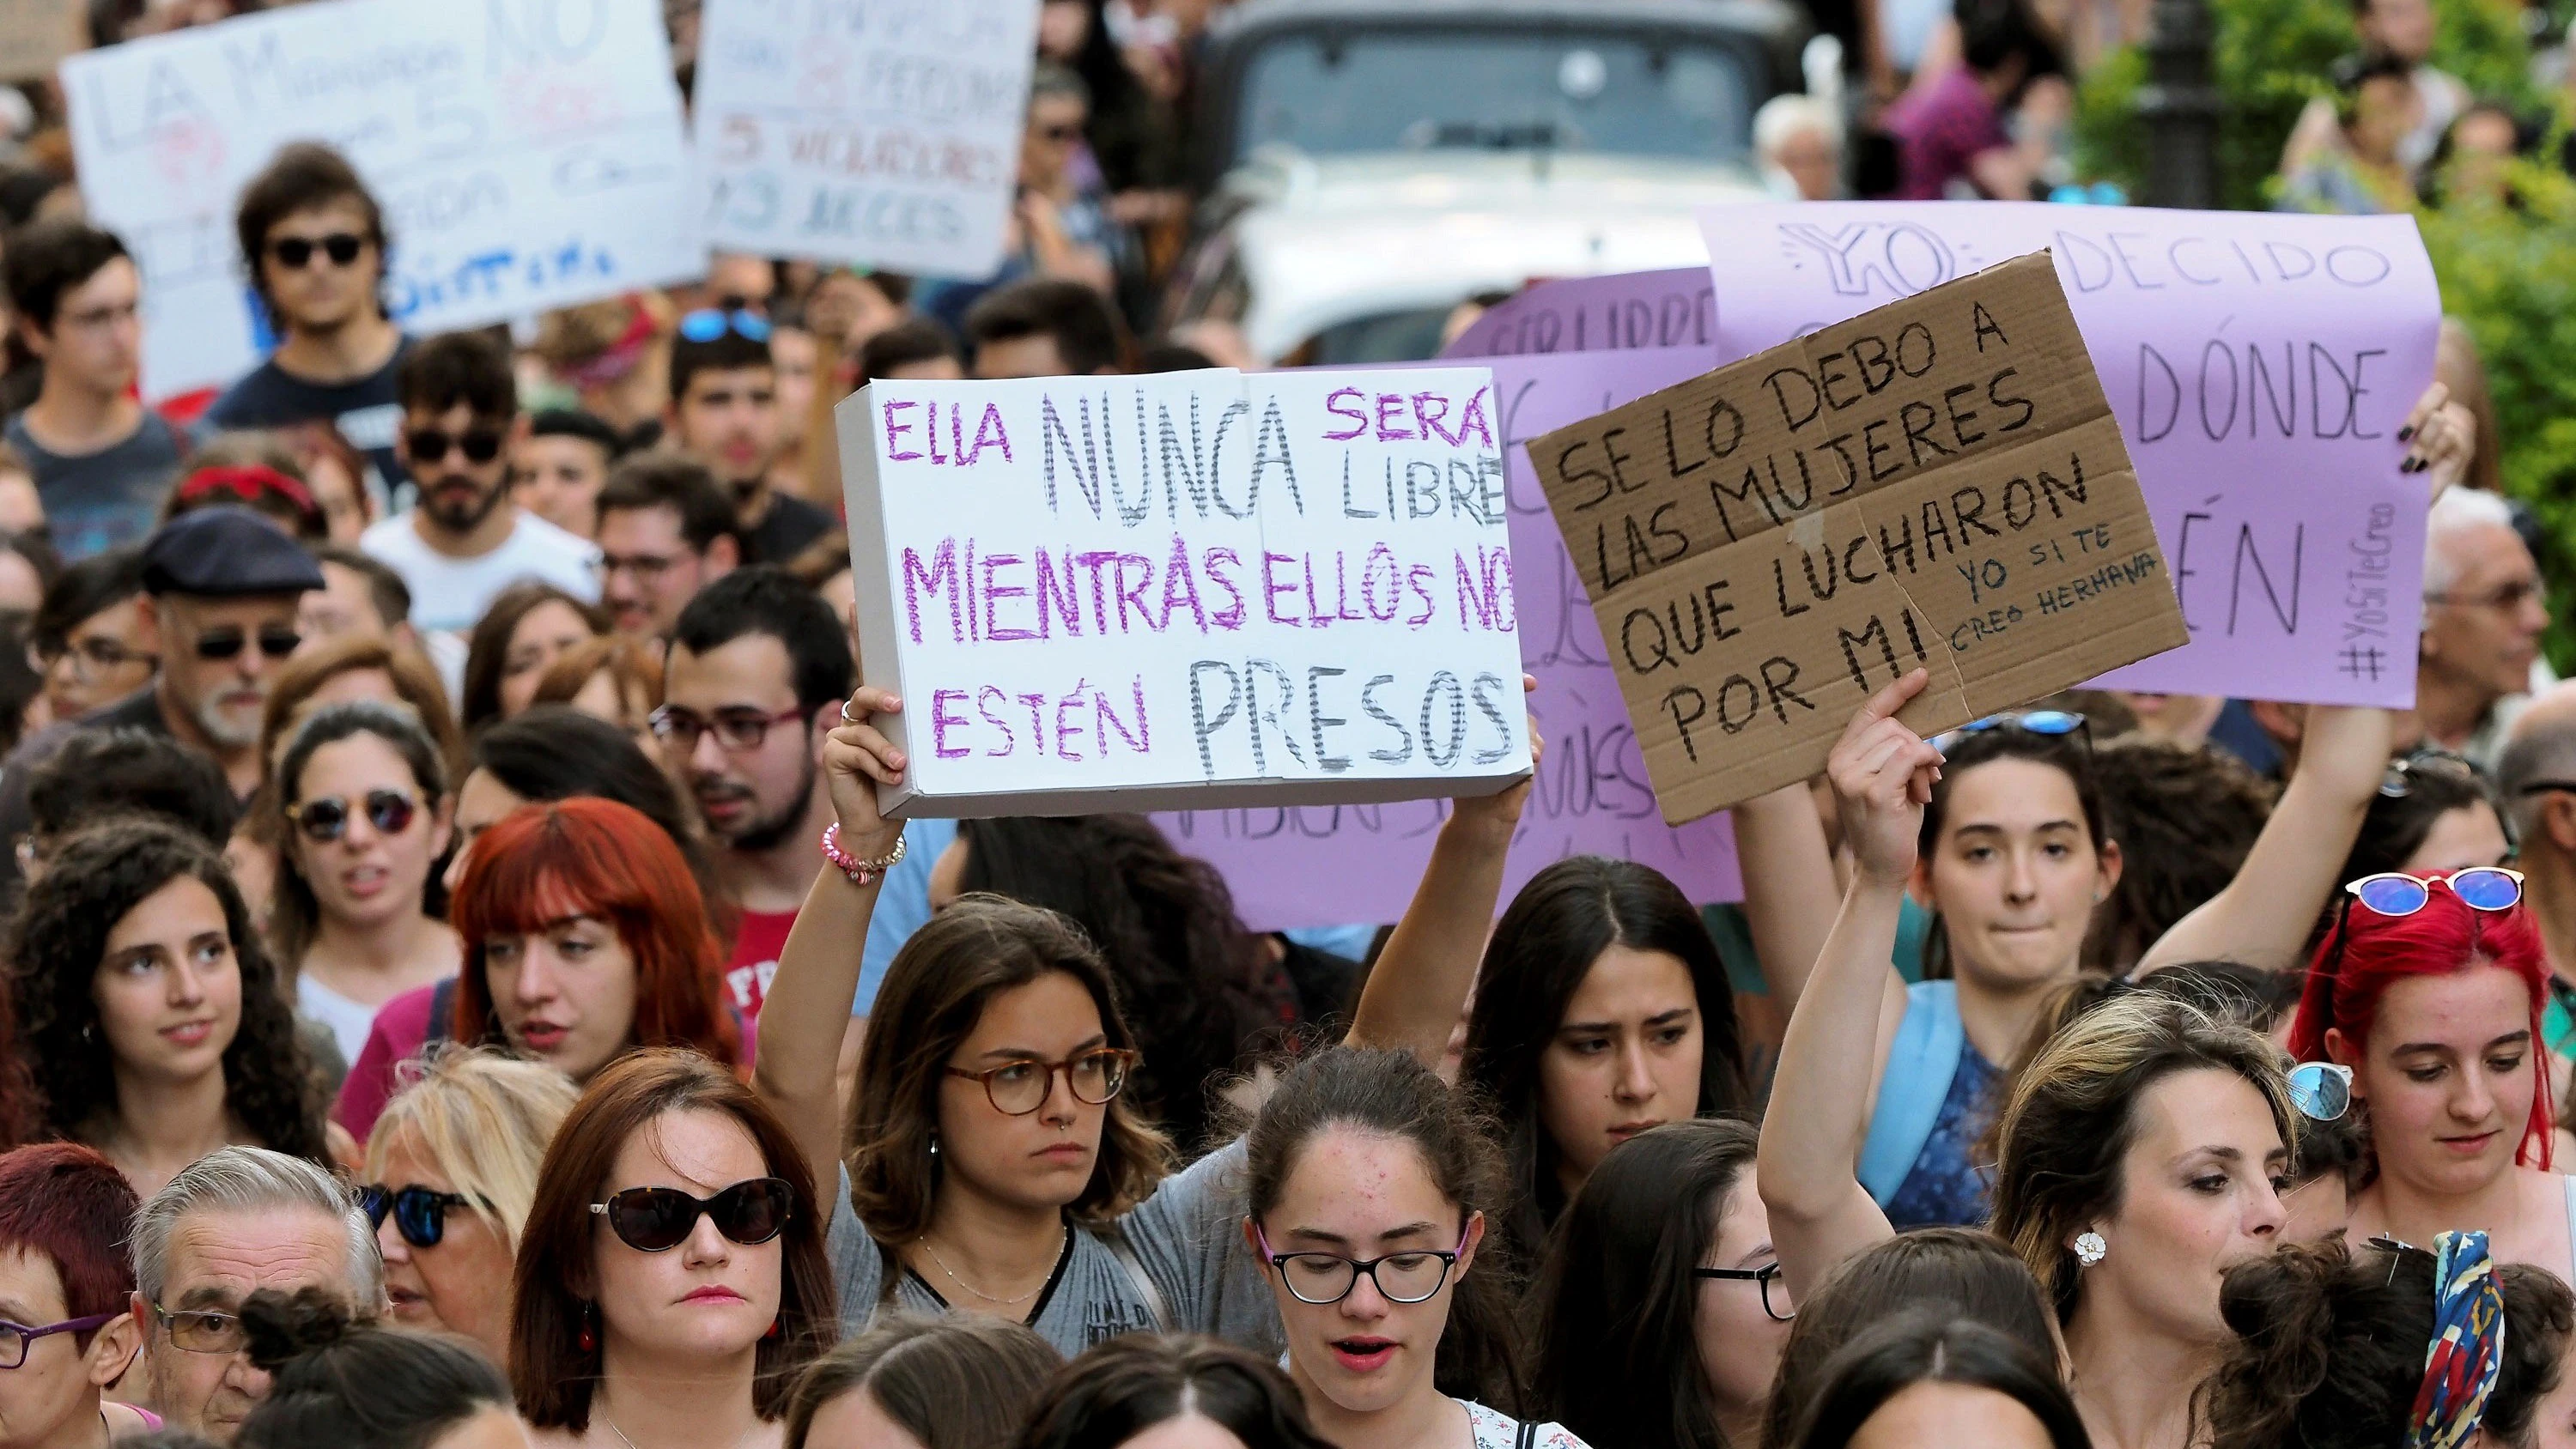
left=0, top=3, right=2561, bottom=1449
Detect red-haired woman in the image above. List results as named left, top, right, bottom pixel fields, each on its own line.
left=514, top=1049, right=835, bottom=1449
left=0, top=1142, right=159, bottom=1440
left=2290, top=868, right=2568, bottom=1275
left=450, top=797, right=739, bottom=1086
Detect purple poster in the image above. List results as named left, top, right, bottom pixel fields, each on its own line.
left=1445, top=268, right=1718, bottom=358
left=1157, top=348, right=1743, bottom=931
left=1698, top=203, right=2439, bottom=707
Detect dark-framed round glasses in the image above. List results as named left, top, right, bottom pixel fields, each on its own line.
left=0, top=1313, right=118, bottom=1368
left=946, top=1048, right=1138, bottom=1116
left=1696, top=1260, right=1796, bottom=1322
left=1255, top=1223, right=1467, bottom=1306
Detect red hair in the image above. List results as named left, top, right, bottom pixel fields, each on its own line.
left=451, top=798, right=739, bottom=1070
left=0, top=1143, right=140, bottom=1337
left=2288, top=877, right=2554, bottom=1168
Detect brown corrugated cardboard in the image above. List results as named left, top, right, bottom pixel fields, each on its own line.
left=1529, top=252, right=2188, bottom=823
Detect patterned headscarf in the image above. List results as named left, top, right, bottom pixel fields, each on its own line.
left=2406, top=1228, right=2506, bottom=1449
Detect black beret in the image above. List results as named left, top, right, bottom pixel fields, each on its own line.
left=140, top=506, right=325, bottom=597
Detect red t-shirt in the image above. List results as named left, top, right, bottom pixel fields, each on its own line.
left=725, top=908, right=798, bottom=1053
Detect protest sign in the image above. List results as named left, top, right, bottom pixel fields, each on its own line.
left=1700, top=203, right=2438, bottom=707
left=839, top=367, right=1534, bottom=816
left=63, top=0, right=702, bottom=401
left=1533, top=253, right=2188, bottom=824
left=1157, top=346, right=1742, bottom=931
left=1444, top=268, right=1717, bottom=359
left=0, top=0, right=80, bottom=83
left=693, top=0, right=1038, bottom=275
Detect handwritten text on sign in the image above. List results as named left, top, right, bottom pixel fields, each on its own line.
left=840, top=368, right=1534, bottom=815
left=1700, top=203, right=2437, bottom=707
left=695, top=0, right=1038, bottom=275
left=1534, top=254, right=2188, bottom=823
left=1157, top=348, right=1743, bottom=931
left=64, top=0, right=702, bottom=401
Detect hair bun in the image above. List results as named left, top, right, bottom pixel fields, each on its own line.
left=238, top=1287, right=356, bottom=1373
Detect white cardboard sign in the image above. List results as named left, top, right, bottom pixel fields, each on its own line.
left=838, top=368, right=1535, bottom=815
left=64, top=0, right=703, bottom=400
left=693, top=0, right=1039, bottom=275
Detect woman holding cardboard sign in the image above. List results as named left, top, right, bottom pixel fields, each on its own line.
left=753, top=681, right=1540, bottom=1359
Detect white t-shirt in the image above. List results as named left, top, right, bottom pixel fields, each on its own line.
left=296, top=973, right=385, bottom=1069
left=359, top=509, right=601, bottom=637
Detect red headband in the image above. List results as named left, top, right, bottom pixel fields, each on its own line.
left=176, top=464, right=320, bottom=522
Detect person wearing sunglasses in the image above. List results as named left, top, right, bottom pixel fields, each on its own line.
left=664, top=314, right=834, bottom=569
left=204, top=144, right=411, bottom=494
left=360, top=1048, right=577, bottom=1368
left=1, top=218, right=186, bottom=561
left=1530, top=1119, right=1788, bottom=1449
left=267, top=701, right=459, bottom=1070
left=360, top=330, right=600, bottom=651
left=2289, top=864, right=2576, bottom=1280
left=0, top=1143, right=159, bottom=1447
left=511, top=1050, right=833, bottom=1449
left=5, top=817, right=335, bottom=1201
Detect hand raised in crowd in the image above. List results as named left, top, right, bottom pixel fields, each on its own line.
left=1824, top=669, right=1944, bottom=890
left=2398, top=379, right=2476, bottom=504
left=822, top=684, right=908, bottom=862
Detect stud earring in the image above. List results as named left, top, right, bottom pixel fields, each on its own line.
left=2074, top=1232, right=2108, bottom=1267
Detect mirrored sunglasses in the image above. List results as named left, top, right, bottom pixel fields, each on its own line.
left=1934, top=709, right=2087, bottom=756
left=289, top=788, right=418, bottom=844
left=2344, top=866, right=2524, bottom=918
left=2287, top=1061, right=2353, bottom=1122
left=357, top=1183, right=476, bottom=1249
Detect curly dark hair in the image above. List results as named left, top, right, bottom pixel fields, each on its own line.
left=957, top=814, right=1295, bottom=1154
left=4, top=819, right=329, bottom=1161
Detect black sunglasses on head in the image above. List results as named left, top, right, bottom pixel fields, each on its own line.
left=406, top=427, right=507, bottom=465
left=358, top=1184, right=477, bottom=1249
left=193, top=627, right=301, bottom=662
left=591, top=1178, right=793, bottom=1252
left=268, top=232, right=365, bottom=269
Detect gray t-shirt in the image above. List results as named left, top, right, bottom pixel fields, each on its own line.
left=6, top=411, right=185, bottom=559
left=829, top=1139, right=1281, bottom=1358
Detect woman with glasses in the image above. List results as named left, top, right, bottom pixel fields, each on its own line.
left=360, top=1047, right=578, bottom=1366
left=270, top=701, right=459, bottom=1068
left=1242, top=1046, right=1577, bottom=1448
left=1528, top=1119, right=1784, bottom=1449
left=450, top=797, right=738, bottom=1087
left=754, top=684, right=1533, bottom=1358
left=459, top=581, right=608, bottom=732
left=2288, top=864, right=2575, bottom=1276
left=0, top=1142, right=160, bottom=1444
left=28, top=546, right=154, bottom=725
left=513, top=1048, right=832, bottom=1449
left=3, top=818, right=334, bottom=1196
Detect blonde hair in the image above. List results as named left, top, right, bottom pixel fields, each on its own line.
left=362, top=1046, right=579, bottom=1248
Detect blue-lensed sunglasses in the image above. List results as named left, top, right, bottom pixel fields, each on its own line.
left=1934, top=710, right=2087, bottom=756
left=2344, top=866, right=2524, bottom=918
left=2287, top=1062, right=2352, bottom=1122
left=678, top=308, right=770, bottom=345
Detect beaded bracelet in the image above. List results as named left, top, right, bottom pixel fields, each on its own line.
left=821, top=823, right=907, bottom=885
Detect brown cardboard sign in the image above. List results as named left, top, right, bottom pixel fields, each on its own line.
left=1529, top=252, right=2187, bottom=824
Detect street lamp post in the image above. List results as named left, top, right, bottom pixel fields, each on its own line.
left=2139, top=0, right=2222, bottom=207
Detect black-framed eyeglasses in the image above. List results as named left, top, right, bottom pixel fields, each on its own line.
left=1933, top=710, right=2089, bottom=757
left=945, top=1048, right=1137, bottom=1116
left=649, top=704, right=806, bottom=753
left=590, top=1178, right=793, bottom=1253
left=0, top=1313, right=118, bottom=1369
left=405, top=426, right=506, bottom=466
left=1696, top=1260, right=1796, bottom=1322
left=1255, top=1222, right=1468, bottom=1306
left=357, top=1183, right=480, bottom=1249
left=191, top=626, right=301, bottom=662
left=151, top=1303, right=246, bottom=1355
left=268, top=232, right=365, bottom=269
left=2426, top=579, right=2546, bottom=613
left=678, top=308, right=772, bottom=344
left=288, top=788, right=419, bottom=844
left=37, top=634, right=156, bottom=678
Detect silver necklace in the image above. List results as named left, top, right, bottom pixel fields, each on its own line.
left=603, top=1409, right=756, bottom=1449
left=915, top=1227, right=1067, bottom=1306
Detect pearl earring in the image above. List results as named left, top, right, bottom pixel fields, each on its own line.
left=2074, top=1231, right=2108, bottom=1267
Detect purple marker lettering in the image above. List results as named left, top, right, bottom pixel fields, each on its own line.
left=969, top=402, right=1013, bottom=464
left=1406, top=563, right=1437, bottom=627
left=1074, top=550, right=1120, bottom=634
left=931, top=689, right=970, bottom=758
left=1205, top=548, right=1248, bottom=629
left=1456, top=385, right=1495, bottom=448
left=982, top=552, right=1032, bottom=641
left=1113, top=554, right=1158, bottom=634
left=1159, top=533, right=1206, bottom=631
left=1362, top=544, right=1401, bottom=621
left=1334, top=550, right=1366, bottom=622
left=950, top=400, right=966, bottom=463
left=1054, top=678, right=1089, bottom=762
left=1413, top=391, right=1459, bottom=446
left=1034, top=547, right=1083, bottom=638
left=1301, top=554, right=1332, bottom=627
left=1018, top=692, right=1048, bottom=752
left=925, top=401, right=949, bottom=465
left=1095, top=676, right=1150, bottom=755
left=1322, top=386, right=1369, bottom=440
left=1373, top=393, right=1414, bottom=442
left=901, top=539, right=961, bottom=644
left=1262, top=552, right=1303, bottom=627
left=975, top=686, right=1017, bottom=755
left=883, top=400, right=924, bottom=461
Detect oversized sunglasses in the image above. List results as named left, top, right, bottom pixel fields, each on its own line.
left=590, top=1178, right=793, bottom=1252
left=2343, top=866, right=2524, bottom=918
left=357, top=1183, right=478, bottom=1248
left=268, top=232, right=364, bottom=269
left=1933, top=709, right=2088, bottom=756
left=405, top=426, right=506, bottom=465
left=192, top=626, right=301, bottom=662
left=2287, top=1062, right=2353, bottom=1123
left=288, top=788, right=418, bottom=843
left=678, top=308, right=771, bottom=343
